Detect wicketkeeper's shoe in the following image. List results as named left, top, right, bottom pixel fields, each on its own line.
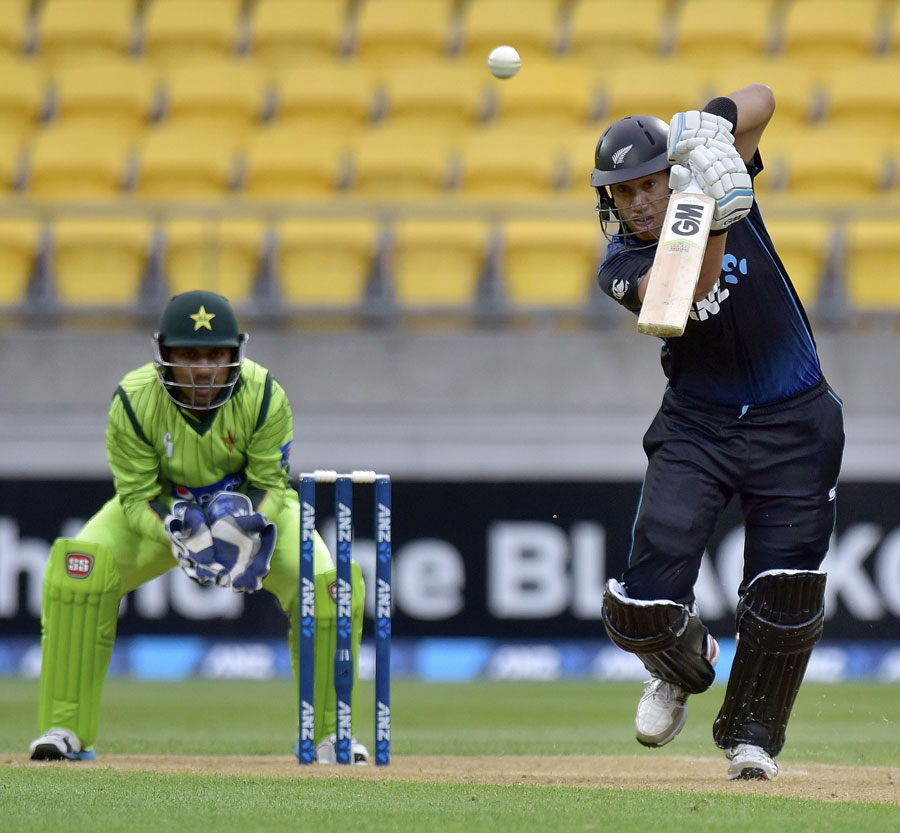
left=29, top=728, right=96, bottom=762
left=725, top=743, right=778, bottom=781
left=313, top=734, right=370, bottom=765
left=634, top=635, right=719, bottom=748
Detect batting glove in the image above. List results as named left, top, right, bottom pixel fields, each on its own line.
left=668, top=110, right=735, bottom=166
left=687, top=140, right=753, bottom=231
left=164, top=501, right=226, bottom=585
left=206, top=491, right=277, bottom=593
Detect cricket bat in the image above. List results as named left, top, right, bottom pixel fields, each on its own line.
left=637, top=177, right=715, bottom=337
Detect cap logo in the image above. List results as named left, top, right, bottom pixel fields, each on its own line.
left=612, top=145, right=633, bottom=166
left=190, top=305, right=216, bottom=331
left=65, top=553, right=94, bottom=578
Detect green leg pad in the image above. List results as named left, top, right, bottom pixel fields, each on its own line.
left=37, top=539, right=121, bottom=751
left=289, top=560, right=365, bottom=745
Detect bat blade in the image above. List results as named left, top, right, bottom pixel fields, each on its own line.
left=637, top=181, right=715, bottom=337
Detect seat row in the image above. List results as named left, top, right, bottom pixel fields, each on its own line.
left=2, top=213, right=898, bottom=316
left=2, top=0, right=899, bottom=71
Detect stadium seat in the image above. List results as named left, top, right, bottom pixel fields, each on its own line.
left=243, top=126, right=353, bottom=199
left=162, top=218, right=267, bottom=304
left=779, top=0, right=886, bottom=62
left=459, top=0, right=562, bottom=62
left=389, top=218, right=491, bottom=309
left=35, top=0, right=135, bottom=66
left=762, top=218, right=834, bottom=308
left=0, top=217, right=40, bottom=307
left=672, top=0, right=778, bottom=66
left=274, top=60, right=377, bottom=133
left=568, top=0, right=669, bottom=65
left=142, top=0, right=241, bottom=68
left=0, top=132, right=24, bottom=194
left=500, top=218, right=602, bottom=309
left=822, top=60, right=900, bottom=134
left=601, top=59, right=708, bottom=124
left=136, top=125, right=239, bottom=199
left=354, top=0, right=454, bottom=68
left=0, top=58, right=46, bottom=144
left=26, top=125, right=132, bottom=200
left=275, top=218, right=380, bottom=308
left=0, top=0, right=29, bottom=59
left=842, top=218, right=900, bottom=311
left=249, top=0, right=349, bottom=68
left=162, top=59, right=268, bottom=146
left=351, top=125, right=456, bottom=198
left=50, top=59, right=157, bottom=141
left=381, top=61, right=489, bottom=137
left=50, top=217, right=152, bottom=307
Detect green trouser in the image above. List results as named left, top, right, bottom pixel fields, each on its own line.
left=37, top=489, right=364, bottom=752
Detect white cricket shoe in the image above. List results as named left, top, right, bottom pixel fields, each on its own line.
left=315, top=733, right=370, bottom=765
left=29, top=728, right=95, bottom=762
left=634, top=635, right=719, bottom=748
left=726, top=743, right=778, bottom=781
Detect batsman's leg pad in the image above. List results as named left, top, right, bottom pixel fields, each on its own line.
left=713, top=569, right=826, bottom=756
left=37, top=539, right=121, bottom=752
left=602, top=579, right=715, bottom=693
left=289, top=561, right=365, bottom=745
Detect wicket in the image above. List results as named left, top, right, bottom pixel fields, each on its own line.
left=297, top=470, right=392, bottom=766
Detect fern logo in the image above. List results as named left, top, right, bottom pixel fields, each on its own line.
left=612, top=145, right=633, bottom=166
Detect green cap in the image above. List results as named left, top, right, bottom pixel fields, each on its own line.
left=157, top=290, right=243, bottom=348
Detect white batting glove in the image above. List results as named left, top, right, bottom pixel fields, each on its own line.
left=668, top=110, right=735, bottom=166
left=668, top=164, right=693, bottom=192
left=687, top=140, right=753, bottom=231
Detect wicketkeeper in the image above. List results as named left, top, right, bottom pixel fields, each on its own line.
left=30, top=290, right=369, bottom=764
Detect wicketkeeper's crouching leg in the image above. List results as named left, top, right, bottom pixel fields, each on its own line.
left=288, top=560, right=367, bottom=764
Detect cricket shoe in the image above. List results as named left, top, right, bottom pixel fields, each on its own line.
left=313, top=734, right=370, bottom=765
left=634, top=634, right=720, bottom=748
left=725, top=743, right=778, bottom=781
left=29, top=728, right=96, bottom=761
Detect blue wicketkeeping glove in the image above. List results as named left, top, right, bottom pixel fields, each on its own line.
left=206, top=491, right=277, bottom=593
left=164, top=501, right=227, bottom=585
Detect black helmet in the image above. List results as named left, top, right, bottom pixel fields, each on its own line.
left=591, top=116, right=670, bottom=247
left=152, top=290, right=248, bottom=410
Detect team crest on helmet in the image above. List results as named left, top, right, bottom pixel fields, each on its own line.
left=190, top=305, right=216, bottom=331
left=612, top=145, right=633, bottom=166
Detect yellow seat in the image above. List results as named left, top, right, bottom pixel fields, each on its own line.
left=0, top=217, right=40, bottom=306
left=780, top=0, right=885, bottom=63
left=390, top=219, right=490, bottom=308
left=137, top=125, right=238, bottom=199
left=351, top=125, right=456, bottom=198
left=0, top=132, right=24, bottom=195
left=36, top=0, right=134, bottom=67
left=843, top=219, right=900, bottom=310
left=244, top=126, right=352, bottom=199
left=143, top=0, right=240, bottom=69
left=459, top=126, right=569, bottom=199
left=673, top=0, right=777, bottom=66
left=602, top=59, right=709, bottom=123
left=276, top=219, right=379, bottom=308
left=569, top=0, right=668, bottom=65
left=354, top=0, right=453, bottom=68
left=249, top=0, right=348, bottom=69
left=763, top=218, right=833, bottom=308
left=0, top=58, right=46, bottom=144
left=823, top=59, right=900, bottom=133
left=163, top=60, right=268, bottom=146
left=382, top=61, right=489, bottom=137
left=0, top=0, right=29, bottom=58
left=27, top=125, right=132, bottom=200
left=163, top=218, right=266, bottom=304
left=50, top=59, right=157, bottom=140
left=274, top=60, right=376, bottom=133
left=501, top=218, right=602, bottom=308
left=460, top=0, right=561, bottom=62
left=51, top=217, right=151, bottom=307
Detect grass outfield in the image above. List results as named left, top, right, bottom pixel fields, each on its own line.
left=2, top=678, right=899, bottom=831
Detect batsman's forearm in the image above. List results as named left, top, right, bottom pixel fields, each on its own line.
left=713, top=83, right=775, bottom=163
left=694, top=232, right=730, bottom=300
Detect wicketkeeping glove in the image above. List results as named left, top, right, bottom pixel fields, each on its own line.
left=667, top=110, right=735, bottom=166
left=164, top=501, right=227, bottom=586
left=206, top=491, right=276, bottom=593
left=687, top=140, right=753, bottom=231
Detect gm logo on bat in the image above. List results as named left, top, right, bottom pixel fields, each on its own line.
left=668, top=201, right=708, bottom=238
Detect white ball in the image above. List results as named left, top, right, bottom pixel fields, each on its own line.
left=487, top=45, right=521, bottom=79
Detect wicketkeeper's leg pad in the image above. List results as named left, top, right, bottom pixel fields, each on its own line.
left=602, top=579, right=716, bottom=693
left=713, top=569, right=826, bottom=756
left=37, top=539, right=121, bottom=751
left=289, top=560, right=365, bottom=744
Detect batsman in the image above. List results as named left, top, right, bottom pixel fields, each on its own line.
left=30, top=290, right=369, bottom=764
left=592, top=84, right=845, bottom=780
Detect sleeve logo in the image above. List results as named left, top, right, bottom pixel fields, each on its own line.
left=65, top=553, right=94, bottom=579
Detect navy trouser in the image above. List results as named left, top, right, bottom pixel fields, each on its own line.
left=624, top=378, right=845, bottom=604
